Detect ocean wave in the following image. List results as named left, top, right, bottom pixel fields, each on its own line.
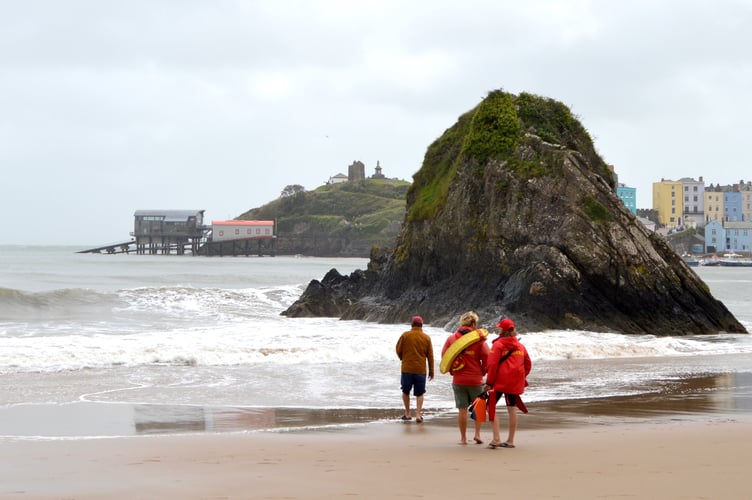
left=0, top=287, right=123, bottom=320
left=2, top=319, right=751, bottom=374
left=0, top=284, right=306, bottom=334
left=521, top=329, right=752, bottom=360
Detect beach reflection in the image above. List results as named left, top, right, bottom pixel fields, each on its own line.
left=0, top=371, right=749, bottom=438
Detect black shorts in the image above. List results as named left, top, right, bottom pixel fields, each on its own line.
left=495, top=392, right=518, bottom=407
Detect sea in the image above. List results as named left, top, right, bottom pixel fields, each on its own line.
left=1, top=245, right=751, bottom=439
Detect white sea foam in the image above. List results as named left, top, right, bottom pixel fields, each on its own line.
left=1, top=247, right=752, bottom=430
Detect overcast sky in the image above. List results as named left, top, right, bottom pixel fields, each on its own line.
left=2, top=1, right=751, bottom=246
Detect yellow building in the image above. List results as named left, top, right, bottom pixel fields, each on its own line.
left=704, top=190, right=724, bottom=224
left=652, top=179, right=682, bottom=227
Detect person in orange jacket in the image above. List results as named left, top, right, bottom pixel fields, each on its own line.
left=483, top=317, right=531, bottom=449
left=396, top=315, right=435, bottom=423
left=441, top=311, right=489, bottom=444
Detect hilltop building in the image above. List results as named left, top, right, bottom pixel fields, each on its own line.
left=371, top=160, right=385, bottom=179
left=327, top=160, right=389, bottom=185
left=327, top=173, right=348, bottom=184
left=348, top=160, right=366, bottom=181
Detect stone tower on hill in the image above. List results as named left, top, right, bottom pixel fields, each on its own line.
left=348, top=160, right=365, bottom=181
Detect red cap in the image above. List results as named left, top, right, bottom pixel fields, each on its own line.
left=496, top=318, right=515, bottom=331
left=411, top=315, right=423, bottom=326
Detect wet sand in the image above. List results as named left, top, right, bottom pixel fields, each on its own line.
left=1, top=366, right=750, bottom=498
left=0, top=416, right=749, bottom=499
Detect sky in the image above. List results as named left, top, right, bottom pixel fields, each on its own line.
left=2, top=0, right=751, bottom=246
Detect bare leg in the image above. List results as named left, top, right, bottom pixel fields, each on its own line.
left=458, top=407, right=468, bottom=444
left=473, top=420, right=483, bottom=443
left=402, top=393, right=411, bottom=418
left=505, top=406, right=518, bottom=445
left=416, top=394, right=424, bottom=421
left=490, top=414, right=501, bottom=445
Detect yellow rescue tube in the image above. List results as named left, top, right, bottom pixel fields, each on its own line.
left=440, top=328, right=488, bottom=374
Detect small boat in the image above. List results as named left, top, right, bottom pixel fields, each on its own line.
left=699, top=257, right=721, bottom=266
left=681, top=253, right=699, bottom=267
left=718, top=253, right=752, bottom=267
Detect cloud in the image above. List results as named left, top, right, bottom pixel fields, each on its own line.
left=1, top=0, right=751, bottom=244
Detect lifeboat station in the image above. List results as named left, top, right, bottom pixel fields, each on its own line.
left=78, top=210, right=275, bottom=256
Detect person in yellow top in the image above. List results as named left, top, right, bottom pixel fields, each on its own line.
left=395, top=315, right=435, bottom=423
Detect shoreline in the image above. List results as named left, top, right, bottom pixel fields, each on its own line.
left=1, top=416, right=749, bottom=499
left=2, top=371, right=750, bottom=439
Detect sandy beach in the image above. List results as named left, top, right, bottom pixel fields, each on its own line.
left=1, top=415, right=749, bottom=499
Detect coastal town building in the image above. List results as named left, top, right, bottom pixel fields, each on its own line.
left=704, top=220, right=752, bottom=253
left=651, top=177, right=705, bottom=228
left=679, top=177, right=705, bottom=228
left=705, top=188, right=725, bottom=224
left=616, top=184, right=636, bottom=214
left=702, top=181, right=752, bottom=225
left=652, top=179, right=683, bottom=227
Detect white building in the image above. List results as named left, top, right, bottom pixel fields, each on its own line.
left=211, top=220, right=274, bottom=242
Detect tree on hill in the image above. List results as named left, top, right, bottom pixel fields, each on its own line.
left=280, top=184, right=306, bottom=198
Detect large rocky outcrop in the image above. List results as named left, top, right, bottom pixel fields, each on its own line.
left=283, top=90, right=746, bottom=335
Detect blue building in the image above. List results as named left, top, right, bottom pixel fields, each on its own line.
left=617, top=185, right=637, bottom=215
left=704, top=220, right=724, bottom=253
left=723, top=221, right=752, bottom=252
left=705, top=220, right=752, bottom=253
left=723, top=191, right=743, bottom=222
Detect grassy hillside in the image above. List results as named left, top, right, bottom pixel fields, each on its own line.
left=237, top=179, right=410, bottom=256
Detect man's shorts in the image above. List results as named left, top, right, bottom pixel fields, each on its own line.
left=401, top=372, right=427, bottom=397
left=452, top=384, right=484, bottom=409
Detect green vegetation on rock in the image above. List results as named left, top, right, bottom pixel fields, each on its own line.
left=407, top=89, right=609, bottom=223
left=237, top=178, right=410, bottom=256
left=582, top=195, right=612, bottom=224
left=461, top=90, right=521, bottom=163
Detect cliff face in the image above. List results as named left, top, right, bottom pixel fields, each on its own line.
left=283, top=90, right=746, bottom=336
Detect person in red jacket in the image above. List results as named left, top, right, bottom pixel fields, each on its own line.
left=441, top=311, right=490, bottom=444
left=483, top=317, right=531, bottom=449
